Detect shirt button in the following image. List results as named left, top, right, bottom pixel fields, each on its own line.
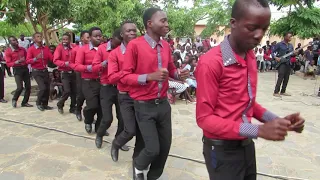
left=243, top=114, right=246, bottom=117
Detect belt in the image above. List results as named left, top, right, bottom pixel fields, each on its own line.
left=118, top=91, right=128, bottom=94
left=202, top=136, right=252, bottom=147
left=13, top=66, right=28, bottom=69
left=136, top=97, right=167, bottom=105
left=32, top=69, right=47, bottom=72
left=83, top=78, right=100, bottom=81
left=61, top=70, right=73, bottom=74
left=101, top=84, right=116, bottom=87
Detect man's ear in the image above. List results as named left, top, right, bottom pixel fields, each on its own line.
left=230, top=18, right=236, bottom=29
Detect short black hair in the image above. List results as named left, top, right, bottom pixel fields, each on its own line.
left=120, top=20, right=135, bottom=32
left=284, top=32, right=293, bottom=37
left=33, top=32, right=42, bottom=38
left=80, top=30, right=89, bottom=38
left=231, top=0, right=269, bottom=19
left=143, top=7, right=162, bottom=29
left=112, top=28, right=122, bottom=40
left=49, top=45, right=56, bottom=49
left=62, top=32, right=71, bottom=39
left=88, top=27, right=102, bottom=36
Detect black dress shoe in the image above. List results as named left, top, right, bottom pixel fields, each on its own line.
left=21, top=103, right=33, bottom=107
left=12, top=100, right=17, bottom=108
left=120, top=144, right=130, bottom=151
left=0, top=99, right=8, bottom=103
left=133, top=162, right=144, bottom=180
left=111, top=141, right=119, bottom=162
left=58, top=107, right=64, bottom=114
left=69, top=109, right=76, bottom=114
left=37, top=105, right=45, bottom=111
left=95, top=135, right=103, bottom=148
left=85, top=124, right=92, bottom=133
left=43, top=105, right=53, bottom=110
left=76, top=113, right=82, bottom=121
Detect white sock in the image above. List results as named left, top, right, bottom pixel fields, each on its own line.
left=135, top=168, right=143, bottom=174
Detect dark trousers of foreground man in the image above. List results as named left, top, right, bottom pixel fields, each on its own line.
left=82, top=79, right=102, bottom=131
left=76, top=72, right=85, bottom=113
left=113, top=93, right=144, bottom=156
left=57, top=71, right=77, bottom=111
left=203, top=137, right=256, bottom=180
left=274, top=64, right=291, bottom=94
left=33, top=69, right=50, bottom=106
left=0, top=66, right=4, bottom=99
left=133, top=99, right=172, bottom=179
left=96, top=85, right=123, bottom=137
left=12, top=66, right=31, bottom=104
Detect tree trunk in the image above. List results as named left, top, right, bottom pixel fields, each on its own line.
left=2, top=36, right=8, bottom=44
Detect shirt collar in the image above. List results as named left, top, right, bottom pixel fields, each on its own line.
left=106, top=41, right=112, bottom=51
left=144, top=34, right=163, bottom=49
left=89, top=42, right=94, bottom=50
left=220, top=35, right=238, bottom=66
left=63, top=44, right=72, bottom=50
left=120, top=43, right=126, bottom=54
left=34, top=44, right=40, bottom=49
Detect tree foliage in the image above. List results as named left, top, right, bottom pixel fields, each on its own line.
left=2, top=0, right=73, bottom=44
left=0, top=21, right=33, bottom=43
left=269, top=0, right=320, bottom=39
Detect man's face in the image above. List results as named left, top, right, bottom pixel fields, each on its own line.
left=9, top=37, right=18, bottom=48
left=284, top=33, right=293, bottom=42
left=34, top=34, right=43, bottom=44
left=230, top=5, right=271, bottom=50
left=81, top=33, right=90, bottom=44
left=122, top=23, right=137, bottom=43
left=49, top=47, right=55, bottom=54
left=20, top=35, right=24, bottom=40
left=149, top=11, right=169, bottom=37
left=91, top=30, right=102, bottom=47
left=266, top=41, right=270, bottom=45
left=62, top=35, right=70, bottom=47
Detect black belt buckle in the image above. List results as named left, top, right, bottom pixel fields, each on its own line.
left=155, top=99, right=160, bottom=105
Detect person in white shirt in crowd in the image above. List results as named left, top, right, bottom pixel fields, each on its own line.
left=194, top=37, right=203, bottom=49
left=256, top=48, right=265, bottom=72
left=184, top=38, right=192, bottom=48
left=18, top=34, right=30, bottom=49
left=180, top=45, right=187, bottom=61
left=210, top=38, right=218, bottom=47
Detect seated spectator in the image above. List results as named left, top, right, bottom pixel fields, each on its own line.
left=50, top=69, right=63, bottom=100
left=184, top=56, right=197, bottom=89
left=263, top=46, right=272, bottom=71
left=304, top=60, right=317, bottom=80
left=256, top=48, right=265, bottom=72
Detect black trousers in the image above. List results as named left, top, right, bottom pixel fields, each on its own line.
left=2, top=63, right=12, bottom=76
left=12, top=67, right=31, bottom=104
left=274, top=64, right=291, bottom=94
left=76, top=72, right=85, bottom=112
left=203, top=139, right=256, bottom=180
left=82, top=79, right=102, bottom=127
left=32, top=70, right=50, bottom=106
left=133, top=99, right=172, bottom=180
left=96, top=85, right=123, bottom=137
left=0, top=66, right=4, bottom=99
left=57, top=72, right=76, bottom=109
left=113, top=93, right=144, bottom=158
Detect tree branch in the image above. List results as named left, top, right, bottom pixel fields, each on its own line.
left=47, top=18, right=72, bottom=30
left=25, top=1, right=38, bottom=32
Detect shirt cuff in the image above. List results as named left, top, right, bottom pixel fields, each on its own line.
left=86, top=65, right=92, bottom=72
left=261, top=111, right=278, bottom=122
left=138, top=74, right=147, bottom=85
left=239, top=123, right=259, bottom=139
left=33, top=58, right=37, bottom=62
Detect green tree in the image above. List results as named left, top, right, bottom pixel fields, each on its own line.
left=0, top=21, right=33, bottom=44
left=2, top=0, right=74, bottom=44
left=269, top=0, right=320, bottom=39
left=72, top=0, right=155, bottom=36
